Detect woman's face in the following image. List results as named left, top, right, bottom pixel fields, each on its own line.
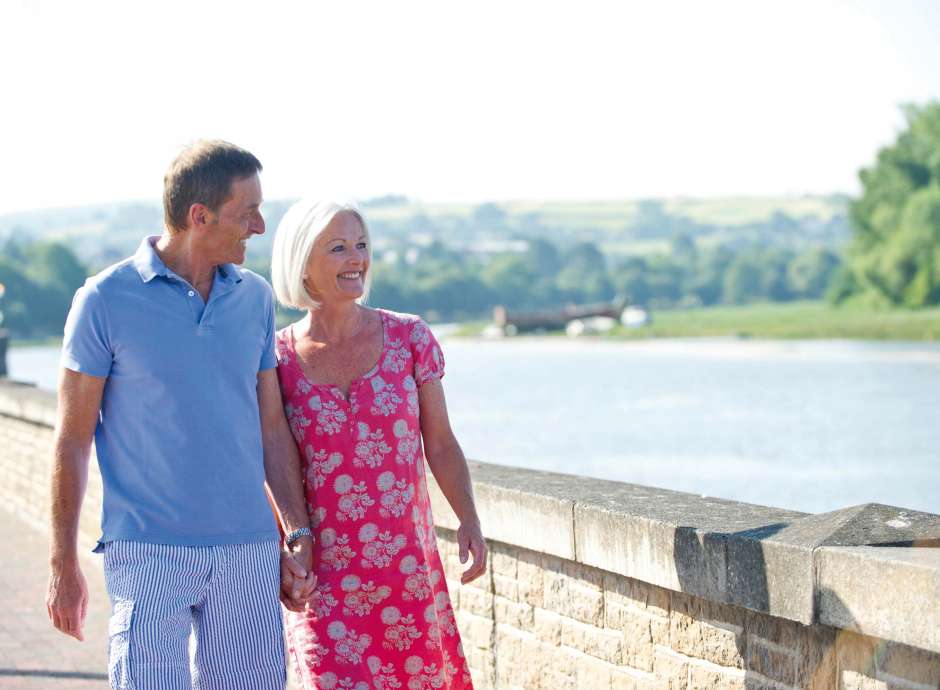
left=304, top=211, right=370, bottom=305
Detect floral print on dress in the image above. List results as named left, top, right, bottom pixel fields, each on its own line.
left=275, top=310, right=470, bottom=690
left=341, top=575, right=392, bottom=617
left=334, top=474, right=375, bottom=522
left=354, top=423, right=391, bottom=469
left=393, top=420, right=420, bottom=466
left=381, top=338, right=411, bottom=374
left=376, top=471, right=415, bottom=519
left=370, top=375, right=404, bottom=417
left=307, top=447, right=343, bottom=490
left=311, top=396, right=348, bottom=435
left=319, top=529, right=356, bottom=572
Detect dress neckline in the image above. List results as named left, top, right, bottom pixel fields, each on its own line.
left=286, top=308, right=388, bottom=403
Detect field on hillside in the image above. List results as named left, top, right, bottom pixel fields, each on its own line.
left=0, top=194, right=850, bottom=269
left=364, top=195, right=847, bottom=231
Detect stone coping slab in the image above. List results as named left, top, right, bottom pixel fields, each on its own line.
left=0, top=379, right=56, bottom=427
left=816, top=546, right=940, bottom=654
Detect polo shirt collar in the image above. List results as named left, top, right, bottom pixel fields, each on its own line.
left=132, top=236, right=244, bottom=286
left=216, top=262, right=243, bottom=285
left=133, top=236, right=167, bottom=283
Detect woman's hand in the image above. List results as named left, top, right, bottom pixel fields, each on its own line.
left=280, top=537, right=316, bottom=611
left=456, top=519, right=487, bottom=584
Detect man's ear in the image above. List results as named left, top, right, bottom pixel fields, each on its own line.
left=188, top=203, right=213, bottom=232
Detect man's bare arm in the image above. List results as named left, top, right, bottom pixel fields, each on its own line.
left=257, top=368, right=315, bottom=608
left=46, top=368, right=105, bottom=641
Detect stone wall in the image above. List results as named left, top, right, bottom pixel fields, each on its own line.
left=1, top=380, right=938, bottom=689
left=0, top=381, right=105, bottom=557
left=435, top=531, right=940, bottom=689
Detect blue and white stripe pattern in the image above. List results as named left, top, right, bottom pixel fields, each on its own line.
left=103, top=539, right=286, bottom=690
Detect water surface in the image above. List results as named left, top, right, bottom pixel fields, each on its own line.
left=10, top=337, right=940, bottom=514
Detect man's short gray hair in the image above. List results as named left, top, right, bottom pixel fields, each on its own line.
left=271, top=199, right=372, bottom=310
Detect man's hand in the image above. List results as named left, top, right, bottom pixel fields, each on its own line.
left=46, top=559, right=89, bottom=641
left=280, top=536, right=316, bottom=612
left=457, top=519, right=488, bottom=584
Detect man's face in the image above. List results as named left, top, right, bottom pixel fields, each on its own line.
left=205, top=173, right=265, bottom=265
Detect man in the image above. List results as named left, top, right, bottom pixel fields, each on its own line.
left=45, top=140, right=314, bottom=690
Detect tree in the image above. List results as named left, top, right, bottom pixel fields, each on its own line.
left=643, top=254, right=682, bottom=306
left=554, top=242, right=613, bottom=303
left=523, top=238, right=563, bottom=279
left=669, top=233, right=696, bottom=265
left=841, top=102, right=940, bottom=306
left=758, top=248, right=794, bottom=302
left=787, top=248, right=841, bottom=299
left=471, top=203, right=507, bottom=229
left=722, top=254, right=764, bottom=304
left=611, top=257, right=650, bottom=306
left=480, top=254, right=536, bottom=309
left=686, top=246, right=734, bottom=306
left=25, top=241, right=87, bottom=297
left=0, top=259, right=36, bottom=334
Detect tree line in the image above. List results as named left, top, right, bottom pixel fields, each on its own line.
left=0, top=231, right=842, bottom=337
left=260, top=236, right=842, bottom=324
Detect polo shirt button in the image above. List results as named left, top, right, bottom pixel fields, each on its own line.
left=188, top=290, right=195, bottom=297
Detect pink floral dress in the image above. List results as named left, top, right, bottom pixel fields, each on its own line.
left=275, top=309, right=473, bottom=690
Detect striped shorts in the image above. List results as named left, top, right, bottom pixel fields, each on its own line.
left=103, top=539, right=286, bottom=690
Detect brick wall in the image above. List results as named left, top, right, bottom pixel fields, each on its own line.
left=436, top=530, right=940, bottom=690
left=1, top=380, right=938, bottom=690
left=0, top=382, right=102, bottom=555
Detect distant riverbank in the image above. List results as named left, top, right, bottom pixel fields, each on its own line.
left=456, top=301, right=940, bottom=341
left=8, top=301, right=940, bottom=349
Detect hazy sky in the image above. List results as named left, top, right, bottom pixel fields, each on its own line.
left=1, top=0, right=938, bottom=214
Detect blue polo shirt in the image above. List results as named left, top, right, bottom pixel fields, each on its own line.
left=61, top=236, right=279, bottom=549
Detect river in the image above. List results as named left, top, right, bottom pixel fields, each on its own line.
left=9, top=337, right=940, bottom=515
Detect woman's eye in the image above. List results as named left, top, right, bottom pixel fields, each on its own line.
left=357, top=242, right=368, bottom=250
left=331, top=245, right=344, bottom=253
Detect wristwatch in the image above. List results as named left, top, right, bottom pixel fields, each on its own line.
left=285, top=527, right=313, bottom=546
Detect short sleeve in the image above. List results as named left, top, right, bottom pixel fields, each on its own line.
left=60, top=283, right=112, bottom=378
left=259, top=287, right=277, bottom=371
left=409, top=318, right=445, bottom=386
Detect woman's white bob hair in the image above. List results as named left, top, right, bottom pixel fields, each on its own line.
left=271, top=199, right=371, bottom=310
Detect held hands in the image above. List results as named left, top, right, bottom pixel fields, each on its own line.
left=280, top=536, right=317, bottom=612
left=457, top=519, right=487, bottom=584
left=46, top=560, right=89, bottom=641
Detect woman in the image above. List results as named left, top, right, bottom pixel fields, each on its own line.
left=270, top=200, right=486, bottom=690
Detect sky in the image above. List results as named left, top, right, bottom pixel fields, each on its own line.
left=1, top=0, right=938, bottom=215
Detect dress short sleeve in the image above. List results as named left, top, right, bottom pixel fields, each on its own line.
left=409, top=318, right=445, bottom=386
left=60, top=282, right=112, bottom=378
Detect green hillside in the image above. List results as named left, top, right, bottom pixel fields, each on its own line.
left=1, top=194, right=848, bottom=256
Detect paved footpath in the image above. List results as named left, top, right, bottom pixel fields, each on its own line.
left=0, top=508, right=110, bottom=689
left=0, top=508, right=302, bottom=690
